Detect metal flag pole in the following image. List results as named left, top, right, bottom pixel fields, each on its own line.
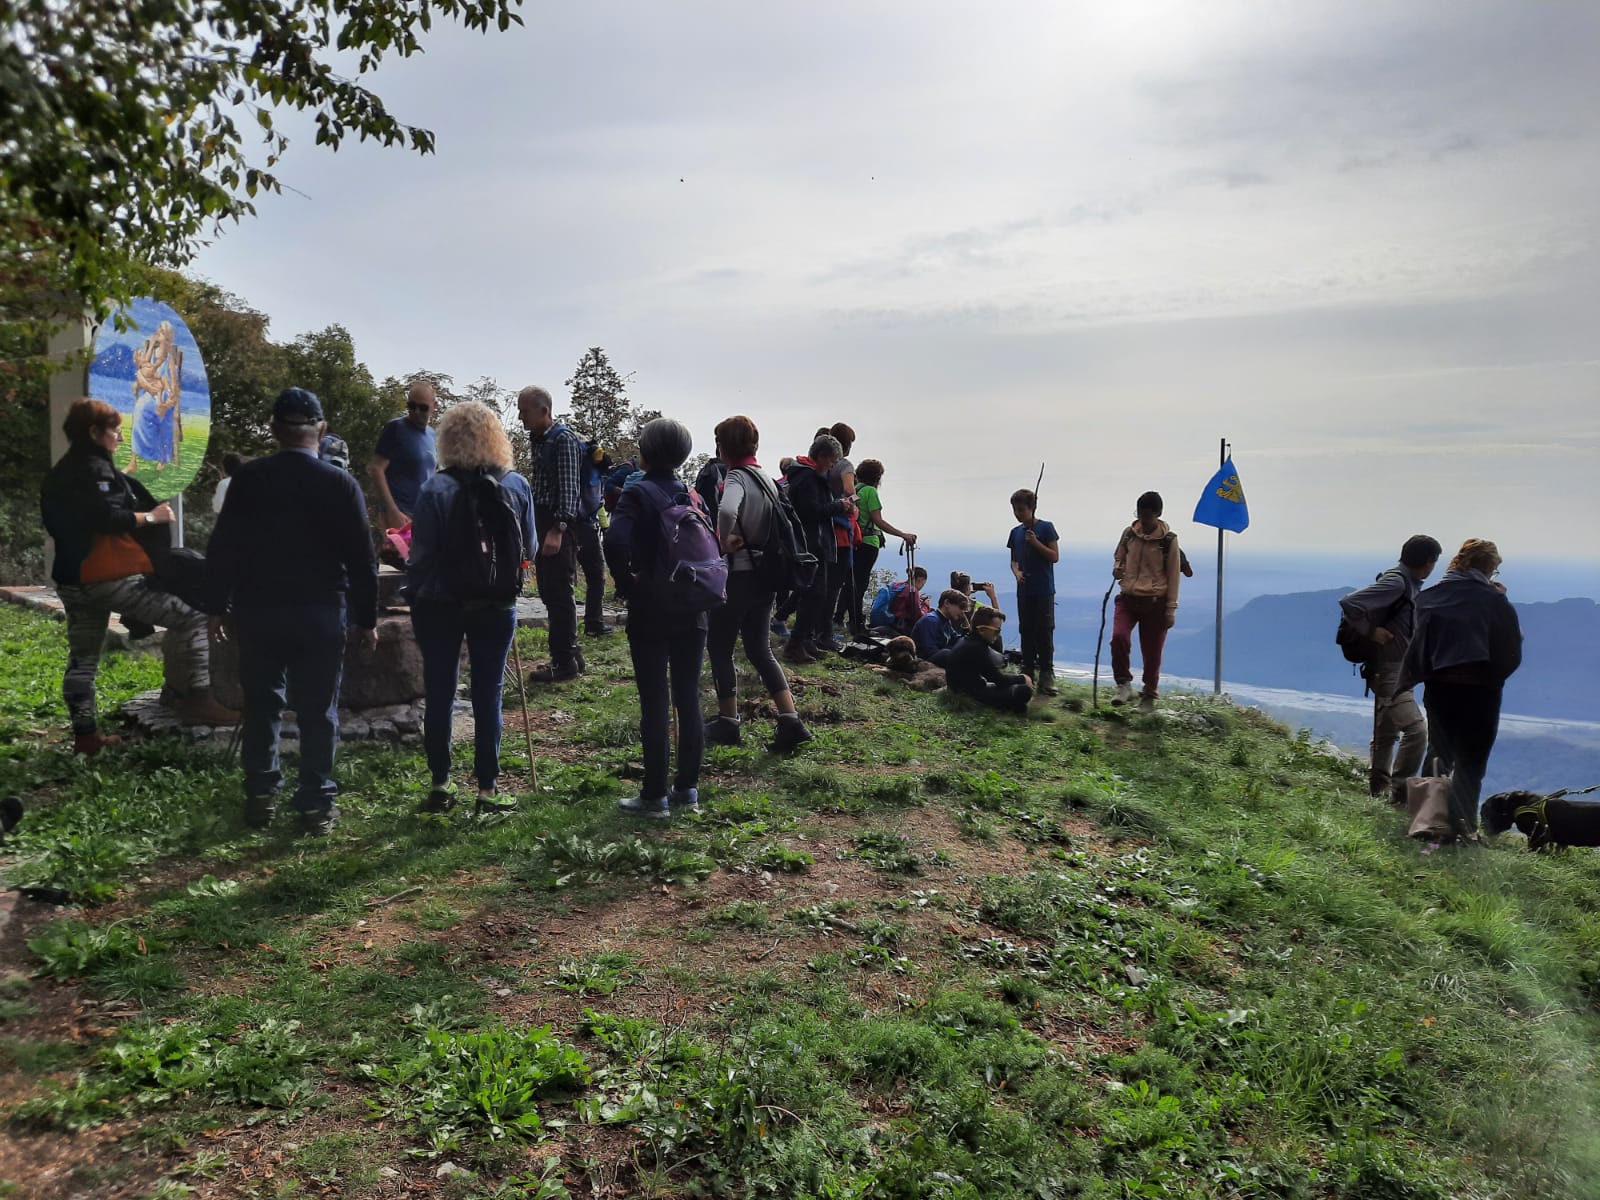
left=1213, top=437, right=1227, bottom=697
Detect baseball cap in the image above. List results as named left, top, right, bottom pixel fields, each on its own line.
left=272, top=388, right=323, bottom=426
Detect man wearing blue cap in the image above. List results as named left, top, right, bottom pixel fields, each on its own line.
left=208, top=388, right=379, bottom=836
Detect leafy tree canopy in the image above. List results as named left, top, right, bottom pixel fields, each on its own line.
left=0, top=0, right=523, bottom=387
left=558, top=346, right=658, bottom=459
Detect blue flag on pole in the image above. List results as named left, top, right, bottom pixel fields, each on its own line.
left=1193, top=457, right=1249, bottom=532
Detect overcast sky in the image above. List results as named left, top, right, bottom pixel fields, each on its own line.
left=192, top=0, right=1600, bottom=569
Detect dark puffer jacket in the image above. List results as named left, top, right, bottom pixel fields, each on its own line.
left=39, top=444, right=161, bottom=585
left=783, top=457, right=846, bottom=565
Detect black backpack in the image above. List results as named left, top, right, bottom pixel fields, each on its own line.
left=1335, top=569, right=1410, bottom=665
left=730, top=466, right=818, bottom=593
left=438, top=467, right=527, bottom=604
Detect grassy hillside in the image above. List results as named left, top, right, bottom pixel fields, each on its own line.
left=2, top=603, right=1599, bottom=1199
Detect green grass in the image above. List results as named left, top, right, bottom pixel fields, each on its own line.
left=2, top=602, right=1600, bottom=1198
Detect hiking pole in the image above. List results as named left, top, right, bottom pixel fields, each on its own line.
left=506, top=630, right=539, bottom=792
left=1092, top=578, right=1115, bottom=707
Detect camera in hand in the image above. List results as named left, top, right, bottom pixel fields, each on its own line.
left=950, top=571, right=990, bottom=594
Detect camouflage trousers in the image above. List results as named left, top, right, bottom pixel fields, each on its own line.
left=1366, top=662, right=1426, bottom=801
left=58, top=577, right=210, bottom=734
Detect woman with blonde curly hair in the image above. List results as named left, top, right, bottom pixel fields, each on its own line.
left=407, top=401, right=535, bottom=815
left=1400, top=538, right=1523, bottom=840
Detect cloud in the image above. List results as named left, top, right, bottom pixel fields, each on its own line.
left=190, top=0, right=1600, bottom=567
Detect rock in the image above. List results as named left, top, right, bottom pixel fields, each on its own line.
left=209, top=612, right=423, bottom=710
left=342, top=717, right=370, bottom=740
left=378, top=1167, right=401, bottom=1179
left=435, top=1161, right=471, bottom=1180
left=368, top=719, right=397, bottom=742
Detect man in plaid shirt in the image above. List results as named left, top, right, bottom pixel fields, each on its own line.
left=517, top=386, right=586, bottom=682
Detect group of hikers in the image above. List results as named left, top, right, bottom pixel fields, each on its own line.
left=39, top=383, right=1520, bottom=842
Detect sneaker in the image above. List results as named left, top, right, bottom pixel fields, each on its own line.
left=704, top=716, right=742, bottom=746
left=618, top=794, right=670, bottom=820
left=72, top=730, right=124, bottom=756
left=418, top=784, right=456, bottom=814
left=813, top=636, right=843, bottom=653
left=528, top=661, right=580, bottom=684
left=299, top=804, right=338, bottom=836
left=584, top=625, right=613, bottom=637
left=1138, top=695, right=1156, bottom=712
left=243, top=794, right=278, bottom=829
left=1112, top=682, right=1135, bottom=706
left=770, top=619, right=790, bottom=638
left=768, top=717, right=814, bottom=754
left=783, top=645, right=820, bottom=665
left=1037, top=679, right=1059, bottom=697
left=669, top=787, right=701, bottom=814
left=122, top=617, right=158, bottom=640
left=475, top=789, right=517, bottom=815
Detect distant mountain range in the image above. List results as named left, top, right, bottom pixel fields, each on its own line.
left=1163, top=588, right=1600, bottom=724
left=91, top=343, right=209, bottom=396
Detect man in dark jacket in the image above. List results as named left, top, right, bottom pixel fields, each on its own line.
left=945, top=607, right=1034, bottom=713
left=1399, top=538, right=1523, bottom=836
left=913, top=589, right=970, bottom=666
left=518, top=385, right=586, bottom=682
left=1338, top=534, right=1441, bottom=803
left=208, top=388, right=378, bottom=836
left=782, top=434, right=853, bottom=663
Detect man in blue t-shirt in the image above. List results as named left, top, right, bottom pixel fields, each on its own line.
left=368, top=380, right=438, bottom=530
left=1007, top=487, right=1060, bottom=696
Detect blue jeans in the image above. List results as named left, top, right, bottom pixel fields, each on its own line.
left=236, top=604, right=345, bottom=814
left=411, top=602, right=517, bottom=790
left=627, top=621, right=706, bottom=800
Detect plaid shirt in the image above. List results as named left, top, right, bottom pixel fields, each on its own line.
left=530, top=423, right=583, bottom=518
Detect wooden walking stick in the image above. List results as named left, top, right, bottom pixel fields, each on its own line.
left=507, top=631, right=539, bottom=792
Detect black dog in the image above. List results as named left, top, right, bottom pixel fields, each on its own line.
left=1481, top=790, right=1600, bottom=851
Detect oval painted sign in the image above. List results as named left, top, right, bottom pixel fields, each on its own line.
left=87, top=298, right=211, bottom=498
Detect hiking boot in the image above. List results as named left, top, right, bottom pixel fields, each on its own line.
left=122, top=617, right=158, bottom=640
left=584, top=624, right=613, bottom=637
left=299, top=805, right=339, bottom=837
left=1037, top=679, right=1059, bottom=697
left=769, top=618, right=790, bottom=638
left=528, top=661, right=580, bottom=685
left=783, top=644, right=819, bottom=665
left=669, top=787, right=701, bottom=814
left=704, top=716, right=743, bottom=746
left=178, top=692, right=240, bottom=727
left=1138, top=694, right=1156, bottom=712
left=72, top=730, right=123, bottom=756
left=769, top=717, right=814, bottom=755
left=1112, top=682, right=1135, bottom=706
left=618, top=794, right=670, bottom=820
left=813, top=636, right=843, bottom=653
left=418, top=784, right=456, bottom=814
left=244, top=794, right=278, bottom=829
left=474, top=789, right=517, bottom=815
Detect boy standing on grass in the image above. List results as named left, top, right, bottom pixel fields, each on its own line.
left=1110, top=491, right=1182, bottom=710
left=1007, top=488, right=1060, bottom=696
